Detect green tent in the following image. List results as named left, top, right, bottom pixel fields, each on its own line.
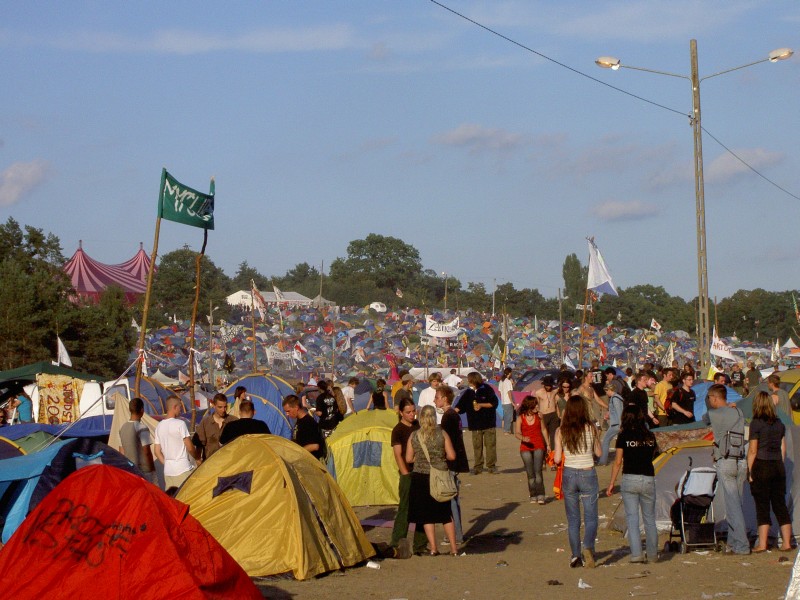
left=0, top=361, right=101, bottom=388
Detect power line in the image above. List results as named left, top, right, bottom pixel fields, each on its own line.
left=429, top=0, right=798, bottom=202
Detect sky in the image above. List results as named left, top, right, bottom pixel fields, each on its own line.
left=1, top=1, right=798, bottom=301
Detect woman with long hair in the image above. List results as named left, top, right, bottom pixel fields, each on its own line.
left=606, top=404, right=659, bottom=563
left=555, top=377, right=572, bottom=421
left=366, top=378, right=391, bottom=410
left=554, top=395, right=601, bottom=568
left=749, top=391, right=794, bottom=552
left=406, top=405, right=458, bottom=555
left=515, top=395, right=549, bottom=504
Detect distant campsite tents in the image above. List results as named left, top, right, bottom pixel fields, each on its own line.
left=326, top=410, right=400, bottom=506
left=176, top=434, right=374, bottom=580
left=0, top=465, right=261, bottom=600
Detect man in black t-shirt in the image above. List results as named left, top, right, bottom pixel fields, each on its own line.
left=283, top=395, right=324, bottom=459
left=219, top=399, right=271, bottom=446
left=630, top=371, right=659, bottom=427
left=314, top=380, right=342, bottom=435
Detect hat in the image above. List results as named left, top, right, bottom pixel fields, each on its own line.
left=401, top=374, right=414, bottom=383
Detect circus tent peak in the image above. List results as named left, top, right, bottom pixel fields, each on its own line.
left=63, top=241, right=153, bottom=303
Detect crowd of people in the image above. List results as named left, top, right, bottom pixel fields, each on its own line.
left=113, top=357, right=795, bottom=570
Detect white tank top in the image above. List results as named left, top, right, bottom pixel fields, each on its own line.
left=563, top=426, right=595, bottom=469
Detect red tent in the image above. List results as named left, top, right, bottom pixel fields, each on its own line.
left=0, top=465, right=260, bottom=600
left=63, top=241, right=152, bottom=303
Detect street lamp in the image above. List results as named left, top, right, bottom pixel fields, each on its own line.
left=442, top=271, right=448, bottom=311
left=596, top=41, right=792, bottom=371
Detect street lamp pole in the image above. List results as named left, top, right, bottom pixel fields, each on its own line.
left=442, top=271, right=448, bottom=311
left=596, top=42, right=792, bottom=372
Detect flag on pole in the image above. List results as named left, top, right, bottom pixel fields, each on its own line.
left=273, top=285, right=285, bottom=304
left=772, top=339, right=781, bottom=362
left=661, top=342, right=675, bottom=367
left=57, top=336, right=72, bottom=367
left=158, top=170, right=214, bottom=229
left=586, top=237, right=618, bottom=297
left=251, top=280, right=267, bottom=321
left=395, top=288, right=403, bottom=298
left=650, top=318, right=662, bottom=332
left=564, top=356, right=577, bottom=371
left=711, top=326, right=736, bottom=361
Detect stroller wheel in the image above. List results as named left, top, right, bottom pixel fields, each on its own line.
left=680, top=542, right=688, bottom=555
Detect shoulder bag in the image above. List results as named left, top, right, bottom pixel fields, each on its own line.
left=418, top=433, right=458, bottom=502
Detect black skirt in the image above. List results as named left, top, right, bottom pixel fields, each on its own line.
left=408, top=471, right=453, bottom=524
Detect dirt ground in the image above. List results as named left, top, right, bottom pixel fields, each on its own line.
left=258, top=432, right=795, bottom=600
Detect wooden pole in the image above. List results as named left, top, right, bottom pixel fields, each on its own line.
left=251, top=285, right=257, bottom=372
left=135, top=168, right=167, bottom=398
left=578, top=286, right=589, bottom=368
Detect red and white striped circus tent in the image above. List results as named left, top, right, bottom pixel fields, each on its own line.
left=63, top=241, right=153, bottom=303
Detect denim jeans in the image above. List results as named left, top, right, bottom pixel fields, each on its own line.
left=620, top=474, right=659, bottom=560
left=450, top=473, right=463, bottom=543
left=502, top=404, right=515, bottom=433
left=563, top=467, right=599, bottom=558
left=520, top=449, right=545, bottom=497
left=716, top=458, right=749, bottom=554
left=599, top=423, right=620, bottom=466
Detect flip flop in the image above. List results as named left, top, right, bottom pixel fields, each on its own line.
left=752, top=548, right=767, bottom=554
left=779, top=547, right=795, bottom=553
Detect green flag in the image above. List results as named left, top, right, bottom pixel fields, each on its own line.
left=158, top=169, right=214, bottom=230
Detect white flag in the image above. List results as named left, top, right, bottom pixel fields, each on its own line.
left=57, top=336, right=72, bottom=367
left=586, top=237, right=618, bottom=297
left=405, top=346, right=411, bottom=358
left=710, top=327, right=736, bottom=361
left=650, top=318, right=662, bottom=331
left=273, top=285, right=285, bottom=303
left=565, top=356, right=577, bottom=371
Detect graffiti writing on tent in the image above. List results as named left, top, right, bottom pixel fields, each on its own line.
left=22, top=498, right=146, bottom=567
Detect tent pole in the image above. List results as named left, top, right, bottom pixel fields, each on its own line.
left=578, top=286, right=589, bottom=368
left=187, top=227, right=208, bottom=434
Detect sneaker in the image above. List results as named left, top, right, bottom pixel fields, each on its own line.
left=582, top=549, right=596, bottom=568
left=629, top=555, right=647, bottom=564
left=470, top=468, right=483, bottom=475
left=530, top=496, right=536, bottom=503
left=569, top=556, right=583, bottom=568
left=537, top=497, right=546, bottom=505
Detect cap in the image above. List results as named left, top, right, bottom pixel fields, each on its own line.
left=401, top=374, right=414, bottom=383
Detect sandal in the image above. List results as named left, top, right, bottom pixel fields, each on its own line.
left=752, top=547, right=768, bottom=554
left=428, top=551, right=440, bottom=557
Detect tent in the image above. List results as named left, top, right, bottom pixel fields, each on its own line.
left=0, top=438, right=142, bottom=543
left=0, top=465, right=260, bottom=600
left=176, top=434, right=374, bottom=580
left=326, top=410, right=400, bottom=506
left=222, top=373, right=294, bottom=438
left=0, top=437, right=24, bottom=459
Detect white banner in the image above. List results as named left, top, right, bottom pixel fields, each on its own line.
left=425, top=315, right=460, bottom=338
left=265, top=346, right=294, bottom=365
left=710, top=328, right=736, bottom=361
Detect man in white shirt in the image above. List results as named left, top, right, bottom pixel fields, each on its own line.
left=418, top=372, right=443, bottom=423
left=343, top=377, right=358, bottom=416
left=443, top=369, right=462, bottom=388
left=154, top=397, right=195, bottom=491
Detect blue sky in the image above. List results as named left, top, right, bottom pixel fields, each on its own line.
left=2, top=1, right=798, bottom=300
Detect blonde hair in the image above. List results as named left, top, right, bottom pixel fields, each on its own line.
left=418, top=405, right=437, bottom=441
left=753, top=391, right=778, bottom=422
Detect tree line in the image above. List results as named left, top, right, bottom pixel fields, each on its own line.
left=1, top=220, right=797, bottom=377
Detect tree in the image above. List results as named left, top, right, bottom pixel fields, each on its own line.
left=562, top=253, right=588, bottom=314
left=72, top=286, right=135, bottom=378
left=149, top=246, right=232, bottom=323
left=329, top=234, right=423, bottom=291
left=231, top=261, right=269, bottom=292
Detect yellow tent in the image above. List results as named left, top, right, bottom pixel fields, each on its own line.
left=326, top=410, right=400, bottom=506
left=176, top=434, right=374, bottom=580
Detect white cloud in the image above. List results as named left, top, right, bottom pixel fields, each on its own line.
left=432, top=123, right=527, bottom=153
left=705, top=148, right=784, bottom=184
left=1, top=25, right=357, bottom=55
left=592, top=199, right=659, bottom=222
left=0, top=159, right=50, bottom=207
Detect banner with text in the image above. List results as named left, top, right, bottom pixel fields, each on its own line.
left=36, top=374, right=84, bottom=425
left=425, top=315, right=460, bottom=338
left=159, top=170, right=215, bottom=230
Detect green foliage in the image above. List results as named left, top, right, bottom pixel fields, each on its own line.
left=150, top=246, right=232, bottom=323
left=562, top=253, right=588, bottom=315
left=231, top=260, right=270, bottom=292
left=71, top=286, right=135, bottom=378
left=330, top=234, right=422, bottom=291
left=716, top=289, right=799, bottom=341
left=594, top=285, right=695, bottom=331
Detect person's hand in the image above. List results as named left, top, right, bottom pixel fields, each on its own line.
left=686, top=412, right=693, bottom=418
left=606, top=484, right=615, bottom=496
left=523, top=436, right=530, bottom=443
left=652, top=416, right=660, bottom=425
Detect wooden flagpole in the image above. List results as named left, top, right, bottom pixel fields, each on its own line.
left=135, top=168, right=167, bottom=398
left=251, top=283, right=257, bottom=372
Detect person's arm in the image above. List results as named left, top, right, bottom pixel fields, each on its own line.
left=393, top=443, right=409, bottom=475
left=782, top=435, right=787, bottom=462
left=747, top=438, right=758, bottom=483
left=183, top=436, right=196, bottom=459
left=514, top=415, right=527, bottom=443
left=142, top=444, right=155, bottom=471
left=153, top=443, right=165, bottom=465
left=443, top=431, right=456, bottom=462
left=594, top=390, right=608, bottom=410
left=540, top=417, right=549, bottom=450
left=592, top=425, right=602, bottom=457
left=405, top=434, right=416, bottom=466
left=606, top=448, right=624, bottom=496
left=553, top=429, right=563, bottom=465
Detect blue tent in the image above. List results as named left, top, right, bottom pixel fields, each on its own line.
left=0, top=415, right=113, bottom=440
left=691, top=382, right=744, bottom=421
left=0, top=438, right=142, bottom=542
left=222, top=373, right=294, bottom=439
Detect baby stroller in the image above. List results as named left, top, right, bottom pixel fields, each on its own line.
left=667, top=459, right=719, bottom=554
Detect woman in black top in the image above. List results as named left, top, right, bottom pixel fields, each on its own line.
left=748, top=391, right=793, bottom=552
left=606, top=404, right=659, bottom=563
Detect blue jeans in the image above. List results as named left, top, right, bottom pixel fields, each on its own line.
left=563, top=467, right=599, bottom=558
left=621, top=474, right=659, bottom=560
left=716, top=458, right=749, bottom=554
left=599, top=423, right=620, bottom=466
left=520, top=449, right=545, bottom=497
left=502, top=404, right=514, bottom=433
left=450, top=473, right=463, bottom=543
